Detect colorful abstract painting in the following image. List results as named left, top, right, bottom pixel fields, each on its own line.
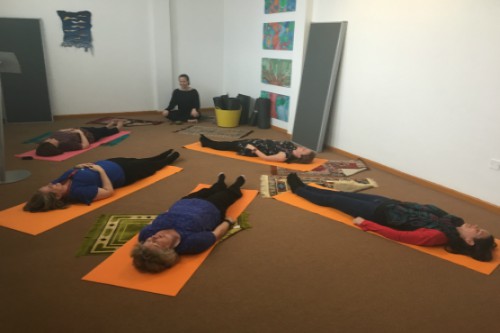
left=261, top=58, right=292, bottom=88
left=261, top=91, right=290, bottom=122
left=263, top=21, right=295, bottom=50
left=57, top=10, right=93, bottom=51
left=265, top=0, right=297, bottom=14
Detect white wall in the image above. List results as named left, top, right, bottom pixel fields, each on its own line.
left=222, top=0, right=311, bottom=130
left=1, top=0, right=173, bottom=115
left=312, top=0, right=500, bottom=206
left=169, top=0, right=224, bottom=108
left=2, top=0, right=499, bottom=206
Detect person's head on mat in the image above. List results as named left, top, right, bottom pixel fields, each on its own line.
left=199, top=134, right=316, bottom=164
left=36, top=139, right=63, bottom=156
left=23, top=149, right=180, bottom=212
left=131, top=173, right=246, bottom=273
left=35, top=121, right=124, bottom=157
left=286, top=173, right=497, bottom=262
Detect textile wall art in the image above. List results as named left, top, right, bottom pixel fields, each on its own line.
left=263, top=21, right=295, bottom=50
left=57, top=10, right=93, bottom=51
left=261, top=58, right=292, bottom=88
left=265, top=0, right=297, bottom=14
left=261, top=91, right=290, bottom=122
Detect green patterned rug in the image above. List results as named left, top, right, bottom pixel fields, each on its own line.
left=77, top=212, right=250, bottom=256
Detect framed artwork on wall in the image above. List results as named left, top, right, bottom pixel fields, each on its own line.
left=261, top=58, right=292, bottom=87
left=57, top=10, right=93, bottom=51
left=265, top=0, right=296, bottom=14
left=263, top=21, right=295, bottom=50
left=261, top=91, right=290, bottom=122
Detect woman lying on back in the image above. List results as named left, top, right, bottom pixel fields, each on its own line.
left=287, top=173, right=497, bottom=262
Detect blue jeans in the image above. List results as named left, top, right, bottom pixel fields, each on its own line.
left=295, top=186, right=391, bottom=220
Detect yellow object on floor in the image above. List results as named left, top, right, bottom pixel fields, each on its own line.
left=215, top=107, right=241, bottom=127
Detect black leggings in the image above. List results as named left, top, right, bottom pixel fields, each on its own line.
left=200, top=135, right=247, bottom=152
left=182, top=179, right=243, bottom=219
left=108, top=151, right=177, bottom=185
left=81, top=126, right=119, bottom=141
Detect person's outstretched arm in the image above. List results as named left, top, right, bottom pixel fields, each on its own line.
left=212, top=218, right=234, bottom=241
left=353, top=217, right=448, bottom=246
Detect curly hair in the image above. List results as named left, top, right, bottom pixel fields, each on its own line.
left=36, top=142, right=63, bottom=156
left=131, top=243, right=180, bottom=273
left=23, top=191, right=68, bottom=212
left=445, top=234, right=497, bottom=262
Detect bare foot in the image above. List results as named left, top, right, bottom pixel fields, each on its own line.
left=106, top=119, right=117, bottom=128
left=115, top=120, right=125, bottom=131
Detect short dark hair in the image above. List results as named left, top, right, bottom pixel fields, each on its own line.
left=179, top=73, right=190, bottom=84
left=296, top=151, right=316, bottom=164
left=446, top=234, right=497, bottom=262
left=36, top=142, right=62, bottom=156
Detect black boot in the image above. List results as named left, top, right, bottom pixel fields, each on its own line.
left=199, top=134, right=211, bottom=147
left=287, top=173, right=305, bottom=193
left=211, top=172, right=227, bottom=191
left=163, top=151, right=180, bottom=164
left=150, top=149, right=174, bottom=161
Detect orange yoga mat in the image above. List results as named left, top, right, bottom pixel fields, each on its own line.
left=273, top=187, right=500, bottom=275
left=0, top=166, right=183, bottom=236
left=184, top=142, right=328, bottom=171
left=82, top=186, right=258, bottom=296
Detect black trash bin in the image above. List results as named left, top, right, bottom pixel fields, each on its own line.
left=237, top=94, right=251, bottom=125
left=254, top=97, right=271, bottom=129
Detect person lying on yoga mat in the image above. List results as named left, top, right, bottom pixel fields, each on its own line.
left=35, top=119, right=125, bottom=157
left=286, top=173, right=497, bottom=262
left=159, top=73, right=201, bottom=124
left=199, top=134, right=316, bottom=164
left=131, top=173, right=245, bottom=273
left=23, top=149, right=180, bottom=212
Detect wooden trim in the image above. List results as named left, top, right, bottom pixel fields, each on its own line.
left=52, top=111, right=499, bottom=213
left=53, top=108, right=215, bottom=120
left=326, top=146, right=500, bottom=213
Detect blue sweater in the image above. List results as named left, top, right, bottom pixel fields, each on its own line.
left=138, top=198, right=222, bottom=254
left=52, top=160, right=125, bottom=205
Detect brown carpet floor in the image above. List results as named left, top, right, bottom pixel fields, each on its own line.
left=1, top=113, right=499, bottom=333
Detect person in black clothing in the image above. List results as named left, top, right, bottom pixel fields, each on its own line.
left=160, top=74, right=200, bottom=123
left=199, top=134, right=316, bottom=164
